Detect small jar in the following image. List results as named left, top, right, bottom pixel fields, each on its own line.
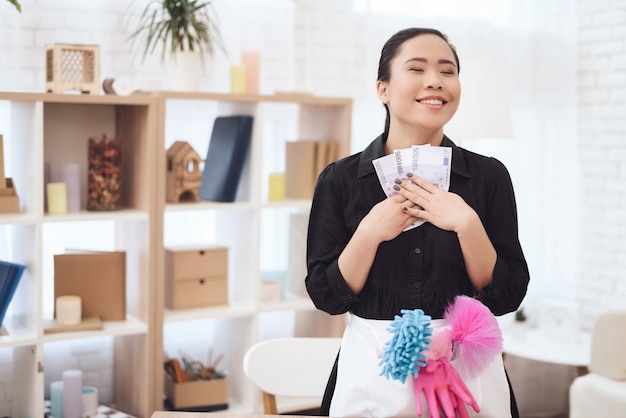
left=87, top=134, right=122, bottom=210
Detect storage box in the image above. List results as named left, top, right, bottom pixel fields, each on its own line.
left=164, top=375, right=228, bottom=409
left=0, top=179, right=20, bottom=214
left=165, top=246, right=228, bottom=309
left=54, top=250, right=126, bottom=321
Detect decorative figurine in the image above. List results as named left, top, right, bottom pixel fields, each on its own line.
left=166, top=141, right=203, bottom=203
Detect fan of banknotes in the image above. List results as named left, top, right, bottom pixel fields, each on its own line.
left=372, top=144, right=452, bottom=230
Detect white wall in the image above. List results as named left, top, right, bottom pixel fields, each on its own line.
left=0, top=0, right=624, bottom=416
left=577, top=0, right=626, bottom=326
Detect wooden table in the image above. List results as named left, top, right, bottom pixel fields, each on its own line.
left=153, top=412, right=311, bottom=418
left=502, top=327, right=592, bottom=375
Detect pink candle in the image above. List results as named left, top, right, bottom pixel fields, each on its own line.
left=62, top=369, right=83, bottom=418
left=241, top=50, right=260, bottom=94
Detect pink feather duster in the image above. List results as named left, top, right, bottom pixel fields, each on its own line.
left=443, top=296, right=503, bottom=379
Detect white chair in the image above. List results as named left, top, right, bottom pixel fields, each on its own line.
left=243, top=337, right=342, bottom=414
left=569, top=307, right=626, bottom=418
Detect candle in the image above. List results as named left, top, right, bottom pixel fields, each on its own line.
left=241, top=50, right=260, bottom=94
left=44, top=161, right=51, bottom=212
left=62, top=369, right=83, bottom=418
left=56, top=295, right=81, bottom=325
left=230, top=65, right=246, bottom=94
left=60, top=163, right=81, bottom=213
left=82, top=386, right=99, bottom=415
left=47, top=182, right=68, bottom=215
left=50, top=380, right=63, bottom=418
left=268, top=173, right=285, bottom=201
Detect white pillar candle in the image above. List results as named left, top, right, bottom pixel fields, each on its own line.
left=56, top=295, right=81, bottom=325
left=50, top=380, right=63, bottom=418
left=62, top=369, right=83, bottom=418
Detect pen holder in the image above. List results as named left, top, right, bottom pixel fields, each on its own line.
left=164, top=374, right=228, bottom=409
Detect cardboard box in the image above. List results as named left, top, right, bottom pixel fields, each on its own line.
left=54, top=250, right=126, bottom=321
left=165, top=246, right=228, bottom=309
left=164, top=375, right=228, bottom=409
left=0, top=179, right=20, bottom=214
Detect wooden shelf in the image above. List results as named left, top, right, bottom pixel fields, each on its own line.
left=0, top=90, right=352, bottom=415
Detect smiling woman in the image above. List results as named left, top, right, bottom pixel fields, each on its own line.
left=305, top=27, right=529, bottom=418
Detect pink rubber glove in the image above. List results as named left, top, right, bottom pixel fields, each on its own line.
left=413, top=357, right=480, bottom=418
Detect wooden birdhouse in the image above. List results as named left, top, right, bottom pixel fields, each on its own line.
left=166, top=141, right=204, bottom=203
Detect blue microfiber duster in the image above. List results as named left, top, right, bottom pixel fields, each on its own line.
left=379, top=309, right=433, bottom=383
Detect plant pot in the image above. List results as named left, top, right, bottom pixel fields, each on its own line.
left=165, top=51, right=204, bottom=91
left=512, top=321, right=527, bottom=341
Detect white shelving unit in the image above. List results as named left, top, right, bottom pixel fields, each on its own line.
left=0, top=90, right=352, bottom=415
left=155, top=92, right=352, bottom=413
left=0, top=92, right=158, bottom=417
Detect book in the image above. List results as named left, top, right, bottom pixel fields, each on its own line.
left=285, top=140, right=318, bottom=200
left=285, top=140, right=338, bottom=200
left=200, top=115, right=254, bottom=202
left=43, top=315, right=103, bottom=334
left=0, top=260, right=26, bottom=328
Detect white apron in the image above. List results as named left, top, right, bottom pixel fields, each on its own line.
left=329, top=313, right=511, bottom=418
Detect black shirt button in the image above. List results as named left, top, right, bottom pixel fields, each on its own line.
left=413, top=282, right=421, bottom=289
left=414, top=248, right=421, bottom=254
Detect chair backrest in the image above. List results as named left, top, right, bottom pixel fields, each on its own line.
left=589, top=306, right=626, bottom=380
left=243, top=337, right=342, bottom=414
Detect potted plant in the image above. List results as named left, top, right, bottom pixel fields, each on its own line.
left=128, top=0, right=226, bottom=91
left=513, top=307, right=528, bottom=340
left=515, top=307, right=527, bottom=323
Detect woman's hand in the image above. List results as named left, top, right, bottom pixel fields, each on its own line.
left=395, top=174, right=497, bottom=290
left=338, top=193, right=418, bottom=294
left=394, top=174, right=478, bottom=233
left=358, top=193, right=418, bottom=243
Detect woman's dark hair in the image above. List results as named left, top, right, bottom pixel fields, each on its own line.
left=377, top=28, right=460, bottom=137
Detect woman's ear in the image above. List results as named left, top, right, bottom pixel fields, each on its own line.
left=376, top=80, right=389, bottom=104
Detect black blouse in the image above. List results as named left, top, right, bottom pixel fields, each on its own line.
left=305, top=134, right=530, bottom=320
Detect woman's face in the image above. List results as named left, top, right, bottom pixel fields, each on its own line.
left=377, top=34, right=460, bottom=136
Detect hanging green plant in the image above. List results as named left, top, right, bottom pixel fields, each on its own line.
left=6, top=0, right=21, bottom=12
left=128, top=0, right=226, bottom=63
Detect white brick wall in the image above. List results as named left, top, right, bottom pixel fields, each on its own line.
left=1, top=0, right=624, bottom=414
left=577, top=0, right=626, bottom=328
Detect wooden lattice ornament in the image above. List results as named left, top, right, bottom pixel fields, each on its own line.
left=46, top=43, right=101, bottom=94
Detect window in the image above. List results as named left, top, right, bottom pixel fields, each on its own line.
left=352, top=0, right=511, bottom=25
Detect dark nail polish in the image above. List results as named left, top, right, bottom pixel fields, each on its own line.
left=393, top=185, right=400, bottom=191
left=402, top=206, right=408, bottom=211
left=394, top=178, right=402, bottom=184
left=406, top=173, right=413, bottom=178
